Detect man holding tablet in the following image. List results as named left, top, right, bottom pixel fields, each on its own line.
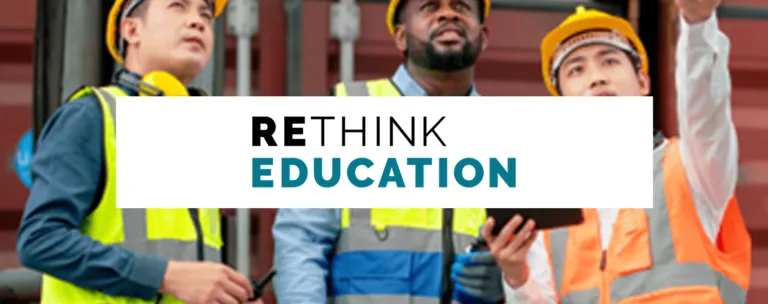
left=487, top=1, right=752, bottom=303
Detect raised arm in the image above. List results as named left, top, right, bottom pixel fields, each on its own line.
left=675, top=1, right=738, bottom=238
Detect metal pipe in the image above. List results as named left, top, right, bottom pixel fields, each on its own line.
left=32, top=0, right=68, bottom=146
left=236, top=209, right=251, bottom=276
left=285, top=0, right=303, bottom=96
left=237, top=36, right=252, bottom=96
left=331, top=0, right=360, bottom=83
left=338, top=0, right=356, bottom=83
left=340, top=40, right=355, bottom=83
left=235, top=7, right=253, bottom=278
left=227, top=0, right=259, bottom=278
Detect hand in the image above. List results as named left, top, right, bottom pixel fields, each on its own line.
left=451, top=251, right=504, bottom=304
left=247, top=300, right=265, bottom=304
left=481, top=215, right=538, bottom=289
left=676, top=0, right=721, bottom=24
left=160, top=261, right=255, bottom=304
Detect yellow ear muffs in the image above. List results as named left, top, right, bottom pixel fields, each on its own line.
left=140, top=71, right=189, bottom=96
left=117, top=70, right=190, bottom=97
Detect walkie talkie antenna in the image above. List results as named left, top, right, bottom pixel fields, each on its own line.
left=248, top=269, right=277, bottom=301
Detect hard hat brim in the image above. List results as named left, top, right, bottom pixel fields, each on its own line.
left=386, top=0, right=491, bottom=36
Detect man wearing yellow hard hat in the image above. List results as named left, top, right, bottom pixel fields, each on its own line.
left=16, top=0, right=261, bottom=303
left=274, top=1, right=506, bottom=304
left=488, top=1, right=751, bottom=303
left=328, top=0, right=490, bottom=96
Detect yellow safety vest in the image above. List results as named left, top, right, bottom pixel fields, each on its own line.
left=330, top=79, right=487, bottom=304
left=40, top=86, right=224, bottom=304
left=332, top=79, right=403, bottom=96
left=329, top=208, right=487, bottom=304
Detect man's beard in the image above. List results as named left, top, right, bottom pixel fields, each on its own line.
left=405, top=26, right=483, bottom=72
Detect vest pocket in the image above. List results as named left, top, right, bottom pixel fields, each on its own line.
left=332, top=250, right=413, bottom=302
left=610, top=210, right=652, bottom=276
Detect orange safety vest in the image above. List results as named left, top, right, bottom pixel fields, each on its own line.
left=542, top=138, right=751, bottom=304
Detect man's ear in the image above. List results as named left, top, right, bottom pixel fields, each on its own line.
left=120, top=18, right=142, bottom=46
left=480, top=24, right=489, bottom=52
left=638, top=70, right=651, bottom=96
left=394, top=25, right=407, bottom=53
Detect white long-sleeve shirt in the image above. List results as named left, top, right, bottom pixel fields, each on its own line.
left=504, top=11, right=739, bottom=303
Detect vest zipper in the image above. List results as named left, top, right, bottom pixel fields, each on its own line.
left=600, top=249, right=607, bottom=270
left=440, top=208, right=455, bottom=304
left=600, top=249, right=609, bottom=304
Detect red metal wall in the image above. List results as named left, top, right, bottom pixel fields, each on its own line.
left=1, top=0, right=767, bottom=302
left=720, top=0, right=768, bottom=300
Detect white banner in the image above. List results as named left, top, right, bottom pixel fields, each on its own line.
left=114, top=96, right=653, bottom=209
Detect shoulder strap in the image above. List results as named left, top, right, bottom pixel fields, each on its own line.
left=333, top=81, right=372, bottom=96
left=342, top=81, right=370, bottom=96
left=101, top=85, right=128, bottom=97
left=65, top=85, right=126, bottom=103
left=333, top=79, right=401, bottom=96
left=65, top=85, right=97, bottom=103
left=90, top=87, right=119, bottom=128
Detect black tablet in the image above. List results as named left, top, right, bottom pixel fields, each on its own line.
left=486, top=208, right=585, bottom=235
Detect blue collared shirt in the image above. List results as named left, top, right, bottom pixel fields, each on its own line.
left=16, top=71, right=169, bottom=300
left=272, top=64, right=480, bottom=304
left=390, top=64, right=481, bottom=96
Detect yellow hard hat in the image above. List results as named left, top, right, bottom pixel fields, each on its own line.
left=541, top=5, right=648, bottom=96
left=105, top=0, right=228, bottom=65
left=385, top=0, right=491, bottom=36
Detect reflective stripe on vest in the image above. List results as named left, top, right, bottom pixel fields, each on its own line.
left=546, top=139, right=750, bottom=304
left=343, top=81, right=370, bottom=96
left=334, top=79, right=402, bottom=96
left=116, top=209, right=221, bottom=261
left=328, top=208, right=486, bottom=304
left=332, top=294, right=457, bottom=304
left=40, top=86, right=223, bottom=304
